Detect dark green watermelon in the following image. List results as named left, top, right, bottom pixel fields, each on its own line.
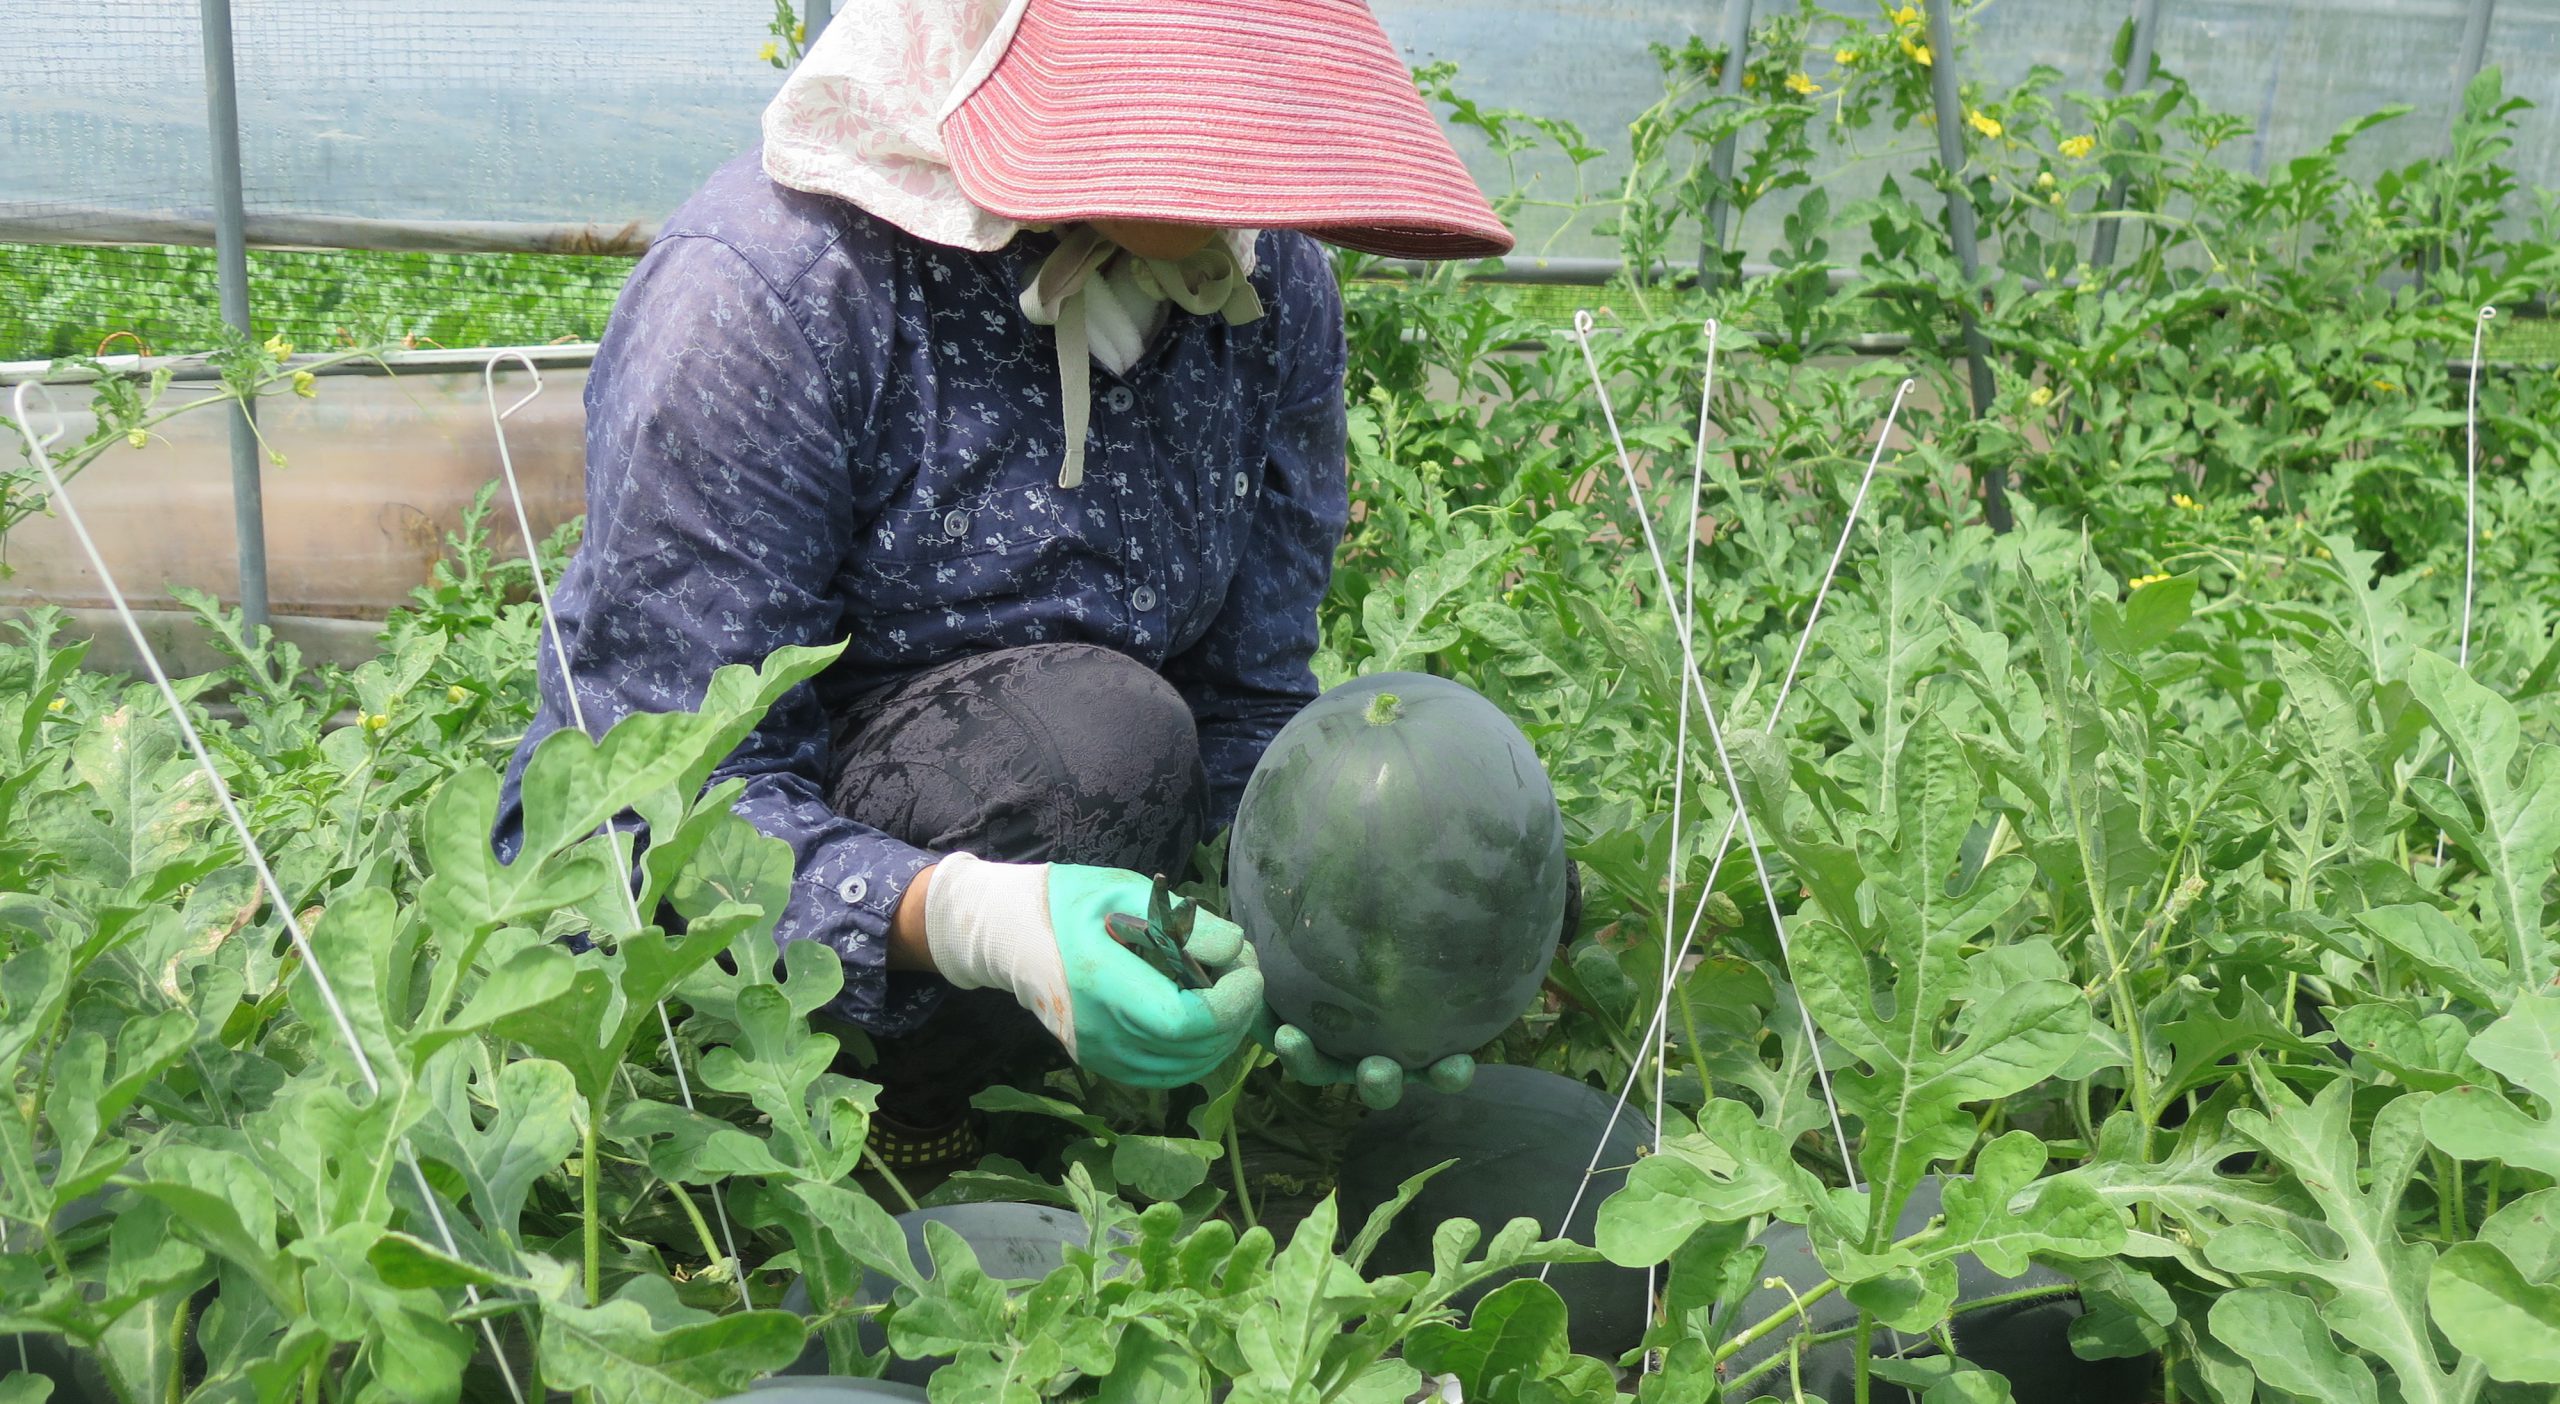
left=1723, top=1177, right=2155, bottom=1402
left=1230, top=673, right=1566, bottom=1068
left=1336, top=1064, right=1653, bottom=1360
left=777, top=1203, right=1087, bottom=1383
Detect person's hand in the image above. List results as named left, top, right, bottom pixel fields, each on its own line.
left=922, top=853, right=1262, bottom=1087
left=1256, top=1012, right=1475, bottom=1111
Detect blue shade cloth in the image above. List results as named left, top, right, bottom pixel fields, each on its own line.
left=493, top=149, right=1350, bottom=1034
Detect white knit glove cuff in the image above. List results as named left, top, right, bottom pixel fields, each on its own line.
left=922, top=852, right=1078, bottom=1059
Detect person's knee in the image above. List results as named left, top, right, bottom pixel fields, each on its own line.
left=1012, top=645, right=1206, bottom=874
left=831, top=643, right=1206, bottom=876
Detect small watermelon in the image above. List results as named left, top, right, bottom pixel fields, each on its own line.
left=1229, top=672, right=1566, bottom=1068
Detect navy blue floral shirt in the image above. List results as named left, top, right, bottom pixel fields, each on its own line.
left=494, top=149, right=1350, bottom=1034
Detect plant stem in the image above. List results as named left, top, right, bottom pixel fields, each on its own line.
left=583, top=1091, right=604, bottom=1307
left=668, top=1182, right=732, bottom=1288
left=1712, top=1276, right=1843, bottom=1364
left=1852, top=1314, right=1875, bottom=1404
left=1674, top=974, right=1712, bottom=1109
left=1226, top=1120, right=1258, bottom=1228
left=864, top=1145, right=921, bottom=1213
left=168, top=1289, right=192, bottom=1404
left=2065, top=733, right=2159, bottom=1157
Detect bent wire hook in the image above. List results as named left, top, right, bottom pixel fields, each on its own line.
left=479, top=350, right=754, bottom=1308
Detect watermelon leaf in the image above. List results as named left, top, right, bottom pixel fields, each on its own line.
left=1402, top=1277, right=1574, bottom=1401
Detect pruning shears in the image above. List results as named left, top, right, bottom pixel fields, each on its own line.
left=1104, top=874, right=1214, bottom=991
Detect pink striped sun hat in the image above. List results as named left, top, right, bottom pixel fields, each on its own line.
left=940, top=0, right=1514, bottom=261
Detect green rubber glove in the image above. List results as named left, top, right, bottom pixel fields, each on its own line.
left=924, top=854, right=1264, bottom=1088
left=1258, top=1014, right=1476, bottom=1111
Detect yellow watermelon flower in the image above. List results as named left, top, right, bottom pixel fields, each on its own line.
left=262, top=334, right=292, bottom=361
left=792, top=20, right=805, bottom=43
left=2060, top=134, right=2096, bottom=159
left=1891, top=5, right=1920, bottom=25
left=2372, top=379, right=2398, bottom=393
left=291, top=370, right=317, bottom=398
left=46, top=697, right=66, bottom=713
left=447, top=684, right=469, bottom=704
left=2129, top=573, right=2171, bottom=590
left=2028, top=386, right=2054, bottom=408
left=1835, top=46, right=1861, bottom=65
left=757, top=40, right=779, bottom=64
left=1901, top=35, right=1933, bottom=66
left=2172, top=493, right=2198, bottom=510
left=126, top=428, right=149, bottom=449
left=1785, top=72, right=1820, bottom=96
left=1967, top=110, right=2002, bottom=140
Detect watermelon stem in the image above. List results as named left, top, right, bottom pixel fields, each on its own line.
left=1364, top=691, right=1403, bottom=725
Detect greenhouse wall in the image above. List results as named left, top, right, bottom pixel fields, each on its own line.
left=0, top=354, right=588, bottom=672
left=5, top=1, right=2550, bottom=264
left=1, top=0, right=2544, bottom=662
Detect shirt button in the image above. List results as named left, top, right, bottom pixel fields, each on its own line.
left=1131, top=585, right=1158, bottom=612
left=940, top=509, right=970, bottom=540
left=1232, top=471, right=1250, bottom=498
left=1106, top=386, right=1134, bottom=413
left=836, top=875, right=869, bottom=905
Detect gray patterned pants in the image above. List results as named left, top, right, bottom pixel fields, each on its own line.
left=827, top=643, right=1210, bottom=1123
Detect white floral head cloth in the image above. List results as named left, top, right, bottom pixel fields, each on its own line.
left=762, top=0, right=1262, bottom=489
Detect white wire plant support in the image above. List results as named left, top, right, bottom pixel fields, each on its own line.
left=10, top=381, right=532, bottom=1404
left=2437, top=304, right=2495, bottom=869
left=1541, top=316, right=1917, bottom=1356
left=481, top=352, right=754, bottom=1310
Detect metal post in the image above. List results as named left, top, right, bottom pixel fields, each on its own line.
left=1921, top=0, right=2008, bottom=530
left=2453, top=0, right=2496, bottom=100
left=1697, top=0, right=1756, bottom=290
left=805, top=0, right=832, bottom=45
left=2088, top=0, right=2166, bottom=272
left=200, top=0, right=269, bottom=628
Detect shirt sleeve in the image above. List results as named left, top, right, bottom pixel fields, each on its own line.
left=1162, top=253, right=1351, bottom=831
left=492, top=231, right=945, bottom=1035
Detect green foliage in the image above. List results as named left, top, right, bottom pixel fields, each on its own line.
left=11, top=4, right=2560, bottom=1398
left=0, top=505, right=1605, bottom=1397
left=1319, top=11, right=2560, bottom=1398
left=0, top=243, right=627, bottom=364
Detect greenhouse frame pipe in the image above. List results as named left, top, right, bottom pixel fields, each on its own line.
left=0, top=328, right=1938, bottom=393
left=2454, top=0, right=2497, bottom=99
left=0, top=210, right=1838, bottom=291
left=199, top=0, right=271, bottom=627
left=805, top=0, right=832, bottom=43
left=1921, top=0, right=2010, bottom=531
left=0, top=207, right=658, bottom=256
left=2088, top=0, right=2166, bottom=272
left=1698, top=0, right=1756, bottom=291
